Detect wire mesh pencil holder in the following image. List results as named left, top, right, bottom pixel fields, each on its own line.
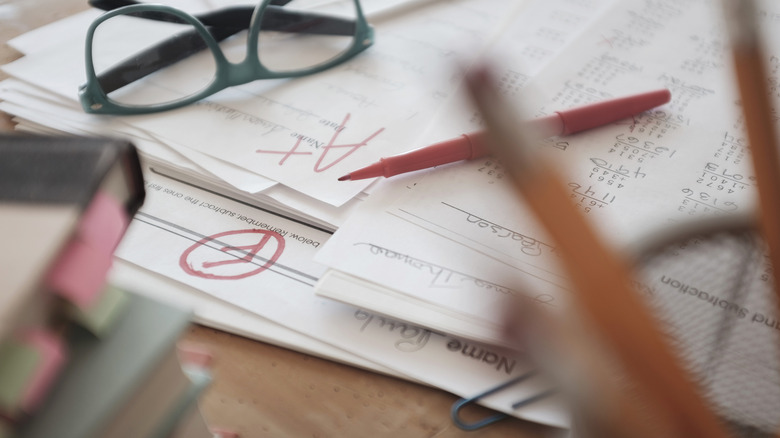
left=632, top=214, right=780, bottom=437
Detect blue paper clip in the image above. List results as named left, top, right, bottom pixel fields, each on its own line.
left=450, top=371, right=556, bottom=431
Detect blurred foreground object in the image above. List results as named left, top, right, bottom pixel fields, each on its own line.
left=464, top=65, right=733, bottom=437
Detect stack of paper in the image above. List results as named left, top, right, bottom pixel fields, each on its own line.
left=21, top=0, right=776, bottom=430
left=2, top=0, right=527, bottom=231
left=0, top=0, right=603, bottom=428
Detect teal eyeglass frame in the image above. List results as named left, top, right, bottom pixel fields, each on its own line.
left=79, top=0, right=374, bottom=115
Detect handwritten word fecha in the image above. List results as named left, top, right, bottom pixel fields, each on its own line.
left=179, top=229, right=285, bottom=280
left=256, top=113, right=385, bottom=172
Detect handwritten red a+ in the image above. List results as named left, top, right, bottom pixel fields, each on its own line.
left=257, top=113, right=384, bottom=172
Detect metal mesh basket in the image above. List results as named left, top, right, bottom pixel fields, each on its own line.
left=633, top=215, right=780, bottom=437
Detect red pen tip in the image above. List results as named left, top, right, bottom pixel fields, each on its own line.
left=338, top=175, right=351, bottom=181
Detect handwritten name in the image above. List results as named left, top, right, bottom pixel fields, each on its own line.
left=443, top=203, right=553, bottom=257
left=195, top=101, right=286, bottom=135
left=355, top=243, right=556, bottom=307
left=355, top=309, right=431, bottom=352
left=356, top=242, right=512, bottom=291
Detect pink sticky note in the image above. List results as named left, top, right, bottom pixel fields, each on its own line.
left=77, top=191, right=129, bottom=254
left=46, top=191, right=128, bottom=308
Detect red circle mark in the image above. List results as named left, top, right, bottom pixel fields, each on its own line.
left=179, top=229, right=286, bottom=280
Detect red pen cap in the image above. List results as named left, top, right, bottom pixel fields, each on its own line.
left=556, top=89, right=671, bottom=135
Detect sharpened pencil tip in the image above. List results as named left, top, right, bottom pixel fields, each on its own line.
left=338, top=175, right=351, bottom=181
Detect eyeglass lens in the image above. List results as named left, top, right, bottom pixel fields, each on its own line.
left=257, top=0, right=358, bottom=72
left=91, top=12, right=219, bottom=107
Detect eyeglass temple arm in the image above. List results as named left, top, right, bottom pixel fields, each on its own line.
left=88, top=0, right=293, bottom=11
left=87, top=0, right=353, bottom=35
left=96, top=25, right=241, bottom=95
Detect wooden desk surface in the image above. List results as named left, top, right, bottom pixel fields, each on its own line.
left=0, top=2, right=558, bottom=436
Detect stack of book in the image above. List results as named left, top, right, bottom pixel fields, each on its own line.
left=0, top=134, right=228, bottom=438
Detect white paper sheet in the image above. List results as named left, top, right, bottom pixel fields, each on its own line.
left=112, top=166, right=567, bottom=427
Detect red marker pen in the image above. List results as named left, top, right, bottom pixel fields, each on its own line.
left=338, top=88, right=671, bottom=181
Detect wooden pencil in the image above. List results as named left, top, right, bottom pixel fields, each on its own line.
left=723, top=0, right=780, bottom=325
left=463, top=64, right=730, bottom=438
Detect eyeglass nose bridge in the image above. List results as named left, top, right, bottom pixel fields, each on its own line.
left=221, top=57, right=263, bottom=87
left=215, top=54, right=297, bottom=91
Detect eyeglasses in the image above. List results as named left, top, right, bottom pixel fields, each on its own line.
left=79, top=0, right=374, bottom=115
